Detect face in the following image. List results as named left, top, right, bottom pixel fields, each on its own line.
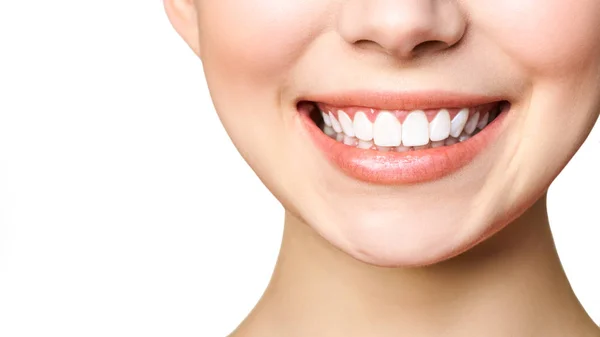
left=168, top=0, right=600, bottom=266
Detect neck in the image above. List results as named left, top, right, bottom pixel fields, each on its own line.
left=232, top=194, right=599, bottom=337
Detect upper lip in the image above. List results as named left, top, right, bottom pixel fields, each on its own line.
left=298, top=90, right=504, bottom=111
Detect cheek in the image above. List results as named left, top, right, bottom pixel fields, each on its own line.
left=197, top=0, right=329, bottom=81
left=470, top=0, right=600, bottom=74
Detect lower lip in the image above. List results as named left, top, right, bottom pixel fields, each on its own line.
left=298, top=104, right=509, bottom=185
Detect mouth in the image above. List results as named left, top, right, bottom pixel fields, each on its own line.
left=297, top=92, right=510, bottom=184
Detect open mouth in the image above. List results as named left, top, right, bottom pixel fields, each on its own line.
left=297, top=94, right=510, bottom=184
left=306, top=101, right=506, bottom=151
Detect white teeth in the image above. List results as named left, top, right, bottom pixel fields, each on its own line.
left=402, top=110, right=429, bottom=146
left=395, top=145, right=410, bottom=152
left=464, top=111, right=480, bottom=135
left=450, top=108, right=469, bottom=138
left=323, top=126, right=336, bottom=137
left=477, top=112, right=489, bottom=129
left=353, top=111, right=373, bottom=141
left=322, top=111, right=332, bottom=127
left=377, top=146, right=393, bottom=152
left=329, top=112, right=342, bottom=133
left=343, top=135, right=358, bottom=146
left=464, top=112, right=479, bottom=135
left=429, top=109, right=451, bottom=142
left=322, top=104, right=496, bottom=152
left=373, top=111, right=402, bottom=146
left=338, top=111, right=355, bottom=137
left=357, top=139, right=374, bottom=149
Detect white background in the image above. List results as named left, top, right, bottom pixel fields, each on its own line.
left=0, top=1, right=598, bottom=336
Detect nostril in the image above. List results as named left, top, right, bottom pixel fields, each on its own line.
left=352, top=38, right=454, bottom=58
left=353, top=39, right=383, bottom=51
left=412, top=40, right=449, bottom=56
left=337, top=0, right=467, bottom=60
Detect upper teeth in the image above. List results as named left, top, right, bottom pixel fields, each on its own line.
left=429, top=109, right=451, bottom=142
left=353, top=111, right=373, bottom=141
left=402, top=111, right=429, bottom=146
left=373, top=112, right=402, bottom=146
left=338, top=111, right=355, bottom=137
left=320, top=106, right=494, bottom=147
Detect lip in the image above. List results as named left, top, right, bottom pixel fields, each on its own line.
left=299, top=90, right=505, bottom=111
left=297, top=91, right=509, bottom=185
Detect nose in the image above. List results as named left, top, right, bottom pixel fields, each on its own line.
left=337, top=0, right=467, bottom=59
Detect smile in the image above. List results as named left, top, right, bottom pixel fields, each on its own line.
left=297, top=92, right=510, bottom=184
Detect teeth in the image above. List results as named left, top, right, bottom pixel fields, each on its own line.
left=402, top=110, right=430, bottom=146
left=319, top=103, right=500, bottom=152
left=357, top=139, right=374, bottom=149
left=429, top=109, right=451, bottom=142
left=353, top=111, right=373, bottom=141
left=373, top=111, right=402, bottom=146
left=450, top=108, right=469, bottom=138
left=395, top=145, right=411, bottom=152
left=322, top=111, right=332, bottom=127
left=464, top=111, right=480, bottom=135
left=343, top=135, right=358, bottom=146
left=329, top=112, right=343, bottom=133
left=431, top=140, right=444, bottom=148
left=323, top=126, right=336, bottom=138
left=338, top=111, right=355, bottom=137
left=477, top=112, right=489, bottom=130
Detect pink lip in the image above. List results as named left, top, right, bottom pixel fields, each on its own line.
left=297, top=91, right=509, bottom=185
left=299, top=91, right=505, bottom=111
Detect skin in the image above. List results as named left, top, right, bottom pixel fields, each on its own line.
left=164, top=0, right=600, bottom=336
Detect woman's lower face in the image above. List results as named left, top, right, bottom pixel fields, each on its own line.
left=195, top=0, right=600, bottom=266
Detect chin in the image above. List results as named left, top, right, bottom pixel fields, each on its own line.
left=293, top=195, right=489, bottom=267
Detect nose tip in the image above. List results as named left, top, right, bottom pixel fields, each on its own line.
left=338, top=0, right=467, bottom=59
